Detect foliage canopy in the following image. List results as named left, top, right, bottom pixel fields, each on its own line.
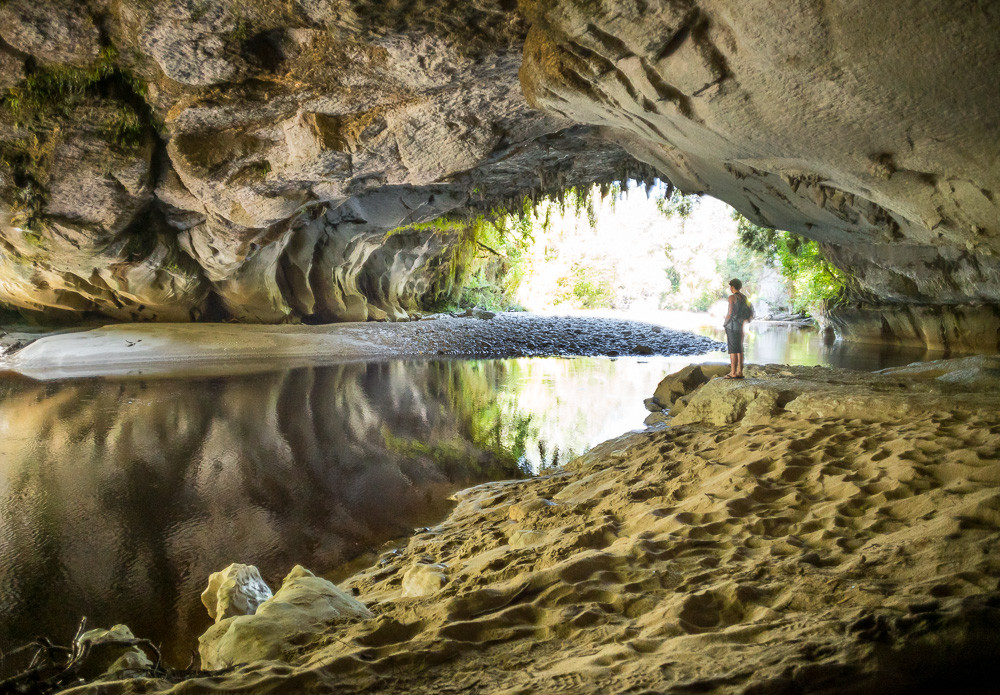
left=732, top=212, right=846, bottom=313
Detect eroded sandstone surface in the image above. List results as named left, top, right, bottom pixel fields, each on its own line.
left=1, top=1, right=998, bottom=349
left=59, top=358, right=1000, bottom=693
left=0, top=0, right=651, bottom=323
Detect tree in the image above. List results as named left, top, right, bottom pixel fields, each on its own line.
left=732, top=212, right=845, bottom=314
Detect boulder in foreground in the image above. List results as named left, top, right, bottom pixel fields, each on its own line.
left=200, top=562, right=273, bottom=623
left=199, top=565, right=373, bottom=670
left=652, top=363, right=730, bottom=408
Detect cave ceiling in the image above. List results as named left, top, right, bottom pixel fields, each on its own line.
left=0, top=0, right=997, bottom=326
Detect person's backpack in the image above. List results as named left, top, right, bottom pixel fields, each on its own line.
left=737, top=295, right=754, bottom=322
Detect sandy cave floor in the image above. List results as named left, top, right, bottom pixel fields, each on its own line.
left=53, top=356, right=1000, bottom=694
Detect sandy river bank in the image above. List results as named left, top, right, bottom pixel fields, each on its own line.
left=0, top=313, right=723, bottom=379
left=36, top=355, right=1000, bottom=694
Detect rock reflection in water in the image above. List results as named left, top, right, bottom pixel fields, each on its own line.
left=0, top=361, right=541, bottom=667
left=0, top=355, right=685, bottom=669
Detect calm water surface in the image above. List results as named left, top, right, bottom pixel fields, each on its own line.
left=716, top=322, right=943, bottom=370
left=0, top=326, right=937, bottom=667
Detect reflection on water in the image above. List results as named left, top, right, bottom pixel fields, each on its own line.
left=0, top=325, right=938, bottom=667
left=0, top=357, right=684, bottom=667
left=699, top=323, right=943, bottom=371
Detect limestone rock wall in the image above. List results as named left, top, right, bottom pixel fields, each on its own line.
left=1, top=0, right=999, bottom=337
left=0, top=0, right=647, bottom=322
left=826, top=301, right=1000, bottom=353
left=520, top=0, right=1000, bottom=346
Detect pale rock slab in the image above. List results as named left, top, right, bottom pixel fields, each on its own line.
left=201, top=562, right=274, bottom=623
left=401, top=562, right=449, bottom=598
left=670, top=373, right=785, bottom=427
left=653, top=364, right=731, bottom=408
left=199, top=565, right=373, bottom=669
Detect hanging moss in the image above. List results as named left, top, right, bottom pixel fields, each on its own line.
left=389, top=177, right=681, bottom=313
left=0, top=47, right=159, bottom=231
left=0, top=137, right=57, bottom=232
left=2, top=45, right=160, bottom=164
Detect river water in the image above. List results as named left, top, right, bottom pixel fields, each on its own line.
left=0, top=324, right=938, bottom=668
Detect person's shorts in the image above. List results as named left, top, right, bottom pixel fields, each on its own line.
left=725, top=325, right=743, bottom=354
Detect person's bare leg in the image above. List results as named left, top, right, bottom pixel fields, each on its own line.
left=736, top=352, right=744, bottom=377
left=728, top=353, right=738, bottom=377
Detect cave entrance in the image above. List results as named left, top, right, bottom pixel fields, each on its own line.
left=454, top=180, right=844, bottom=327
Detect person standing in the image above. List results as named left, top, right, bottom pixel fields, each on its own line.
left=723, top=278, right=752, bottom=379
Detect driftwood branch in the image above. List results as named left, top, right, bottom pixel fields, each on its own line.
left=0, top=616, right=236, bottom=695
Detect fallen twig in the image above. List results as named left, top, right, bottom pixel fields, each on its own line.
left=0, top=617, right=234, bottom=695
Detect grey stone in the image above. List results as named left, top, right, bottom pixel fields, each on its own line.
left=141, top=23, right=239, bottom=86
left=0, top=1, right=100, bottom=66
